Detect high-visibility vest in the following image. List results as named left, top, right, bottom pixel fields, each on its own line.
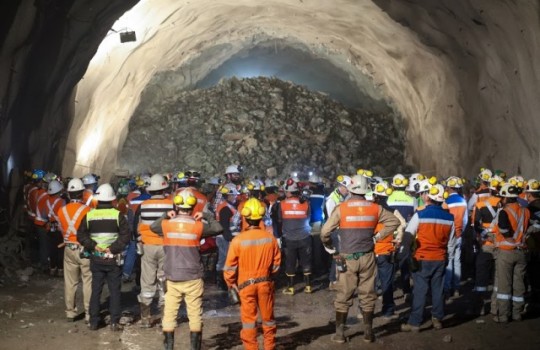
left=33, top=190, right=49, bottom=226
left=338, top=199, right=379, bottom=254
left=374, top=222, right=394, bottom=255
left=495, top=202, right=530, bottom=250
left=83, top=189, right=97, bottom=209
left=58, top=202, right=90, bottom=243
left=86, top=208, right=120, bottom=249
left=138, top=197, right=173, bottom=245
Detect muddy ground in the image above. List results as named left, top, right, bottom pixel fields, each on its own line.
left=1, top=272, right=540, bottom=350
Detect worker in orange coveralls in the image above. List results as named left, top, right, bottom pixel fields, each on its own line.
left=224, top=198, right=282, bottom=350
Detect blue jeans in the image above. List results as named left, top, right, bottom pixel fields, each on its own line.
left=122, top=240, right=137, bottom=278
left=377, top=254, right=395, bottom=316
left=444, top=238, right=461, bottom=292
left=408, top=260, right=445, bottom=326
left=216, top=235, right=230, bottom=271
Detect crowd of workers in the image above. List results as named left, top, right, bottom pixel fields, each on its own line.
left=21, top=165, right=540, bottom=349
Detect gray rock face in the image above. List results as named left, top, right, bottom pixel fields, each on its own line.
left=119, top=77, right=408, bottom=178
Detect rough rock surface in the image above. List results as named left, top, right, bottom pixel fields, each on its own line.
left=119, top=77, right=407, bottom=178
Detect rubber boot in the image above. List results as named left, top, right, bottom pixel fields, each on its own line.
left=304, top=274, right=312, bottom=293
left=331, top=311, right=347, bottom=343
left=190, top=331, right=202, bottom=350
left=216, top=271, right=227, bottom=291
left=140, top=303, right=152, bottom=328
left=283, top=275, right=295, bottom=295
left=163, top=331, right=174, bottom=350
left=363, top=311, right=374, bottom=343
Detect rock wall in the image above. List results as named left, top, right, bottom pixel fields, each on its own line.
left=119, top=77, right=407, bottom=178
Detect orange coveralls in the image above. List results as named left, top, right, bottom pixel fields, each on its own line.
left=224, top=227, right=281, bottom=350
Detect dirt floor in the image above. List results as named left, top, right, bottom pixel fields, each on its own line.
left=1, top=271, right=540, bottom=350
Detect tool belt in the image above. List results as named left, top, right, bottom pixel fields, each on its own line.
left=66, top=243, right=79, bottom=250
left=238, top=276, right=272, bottom=290
left=341, top=251, right=372, bottom=260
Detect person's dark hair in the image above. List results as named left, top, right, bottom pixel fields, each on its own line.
left=69, top=190, right=84, bottom=200
left=246, top=218, right=261, bottom=227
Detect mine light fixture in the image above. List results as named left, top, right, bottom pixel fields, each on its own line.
left=109, top=27, right=137, bottom=43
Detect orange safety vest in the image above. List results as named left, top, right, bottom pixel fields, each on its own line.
left=138, top=197, right=174, bottom=245
left=82, top=189, right=97, bottom=209
left=280, top=199, right=309, bottom=220
left=495, top=202, right=530, bottom=250
left=216, top=201, right=237, bottom=221
left=33, top=190, right=49, bottom=226
left=473, top=196, right=501, bottom=246
left=45, top=195, right=65, bottom=227
left=162, top=216, right=204, bottom=247
left=57, top=202, right=90, bottom=243
left=338, top=199, right=379, bottom=253
left=374, top=222, right=394, bottom=255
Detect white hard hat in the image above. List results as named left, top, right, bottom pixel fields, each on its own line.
left=146, top=174, right=169, bottom=191
left=409, top=173, right=425, bottom=182
left=525, top=179, right=540, bottom=193
left=47, top=180, right=63, bottom=195
left=489, top=175, right=504, bottom=191
left=290, top=172, right=300, bottom=182
left=478, top=168, right=493, bottom=182
left=392, top=174, right=409, bottom=188
left=173, top=189, right=198, bottom=209
left=416, top=179, right=431, bottom=194
left=82, top=173, right=97, bottom=185
left=141, top=175, right=152, bottom=187
left=499, top=183, right=519, bottom=198
left=445, top=176, right=464, bottom=189
left=373, top=182, right=393, bottom=197
left=336, top=175, right=352, bottom=187
left=406, top=179, right=419, bottom=193
left=225, top=165, right=241, bottom=174
left=427, top=184, right=448, bottom=202
left=285, top=181, right=299, bottom=192
left=348, top=175, right=370, bottom=195
left=308, top=174, right=322, bottom=183
left=508, top=175, right=525, bottom=188
left=220, top=183, right=240, bottom=196
left=67, top=178, right=85, bottom=192
left=247, top=179, right=265, bottom=191
left=94, top=183, right=116, bottom=202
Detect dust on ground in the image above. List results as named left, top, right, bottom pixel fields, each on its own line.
left=1, top=272, right=540, bottom=350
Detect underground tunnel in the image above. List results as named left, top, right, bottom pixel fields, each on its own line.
left=1, top=0, right=540, bottom=348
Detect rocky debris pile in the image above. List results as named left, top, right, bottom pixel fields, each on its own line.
left=119, top=77, right=408, bottom=179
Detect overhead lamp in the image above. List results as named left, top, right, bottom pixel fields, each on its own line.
left=119, top=31, right=136, bottom=43
left=109, top=28, right=137, bottom=43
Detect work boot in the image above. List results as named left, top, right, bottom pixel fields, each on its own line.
left=139, top=303, right=152, bottom=328
left=283, top=275, right=295, bottom=295
left=190, top=331, right=202, bottom=350
left=363, top=311, right=375, bottom=343
left=304, top=274, right=312, bottom=294
left=331, top=311, right=347, bottom=343
left=163, top=331, right=174, bottom=350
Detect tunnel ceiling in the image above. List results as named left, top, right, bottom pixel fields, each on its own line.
left=1, top=0, right=540, bottom=187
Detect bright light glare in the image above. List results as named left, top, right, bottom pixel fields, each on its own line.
left=77, top=129, right=102, bottom=165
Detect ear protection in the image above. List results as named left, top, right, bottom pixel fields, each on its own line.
left=174, top=194, right=197, bottom=207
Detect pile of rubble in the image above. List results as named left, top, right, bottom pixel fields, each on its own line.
left=119, top=77, right=408, bottom=179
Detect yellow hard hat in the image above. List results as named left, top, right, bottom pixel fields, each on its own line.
left=241, top=198, right=266, bottom=220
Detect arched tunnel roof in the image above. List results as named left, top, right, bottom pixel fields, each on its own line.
left=1, top=0, right=540, bottom=186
